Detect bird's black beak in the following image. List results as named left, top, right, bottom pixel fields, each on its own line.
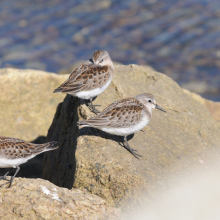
left=89, top=58, right=94, bottom=63
left=155, top=104, right=166, bottom=112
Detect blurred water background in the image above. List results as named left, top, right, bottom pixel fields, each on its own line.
left=0, top=0, right=220, bottom=100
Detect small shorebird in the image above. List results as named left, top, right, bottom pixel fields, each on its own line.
left=78, top=93, right=165, bottom=159
left=0, top=137, right=58, bottom=188
left=54, top=50, right=114, bottom=114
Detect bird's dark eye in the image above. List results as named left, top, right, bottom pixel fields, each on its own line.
left=101, top=59, right=104, bottom=62
left=148, top=100, right=152, bottom=103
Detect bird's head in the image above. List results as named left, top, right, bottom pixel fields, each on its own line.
left=136, top=93, right=166, bottom=113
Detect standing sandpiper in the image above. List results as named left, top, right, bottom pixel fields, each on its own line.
left=78, top=93, right=165, bottom=159
left=54, top=50, right=114, bottom=114
left=0, top=136, right=58, bottom=188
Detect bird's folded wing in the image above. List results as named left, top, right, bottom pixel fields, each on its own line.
left=0, top=137, right=51, bottom=158
left=57, top=64, right=111, bottom=94
left=99, top=98, right=142, bottom=116
left=85, top=102, right=144, bottom=128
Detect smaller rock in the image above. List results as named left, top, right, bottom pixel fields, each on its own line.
left=0, top=178, right=119, bottom=220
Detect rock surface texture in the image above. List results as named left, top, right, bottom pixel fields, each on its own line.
left=0, top=178, right=118, bottom=220
left=43, top=65, right=220, bottom=209
left=0, top=68, right=68, bottom=141
left=183, top=89, right=220, bottom=122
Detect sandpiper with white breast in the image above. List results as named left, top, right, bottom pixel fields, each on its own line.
left=0, top=136, right=58, bottom=188
left=77, top=93, right=165, bottom=159
left=54, top=50, right=114, bottom=114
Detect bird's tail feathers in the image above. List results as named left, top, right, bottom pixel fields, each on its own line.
left=43, top=141, right=59, bottom=152
left=53, top=87, right=63, bottom=93
left=77, top=121, right=90, bottom=128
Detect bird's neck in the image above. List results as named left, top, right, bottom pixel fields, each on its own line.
left=107, top=60, right=114, bottom=71
left=144, top=105, right=152, bottom=119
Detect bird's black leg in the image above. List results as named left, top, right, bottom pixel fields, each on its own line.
left=122, top=136, right=142, bottom=159
left=0, top=166, right=20, bottom=188
left=86, top=98, right=101, bottom=114
left=8, top=166, right=20, bottom=188
left=0, top=168, right=13, bottom=181
left=120, top=136, right=124, bottom=144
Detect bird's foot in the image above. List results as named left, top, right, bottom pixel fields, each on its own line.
left=0, top=178, right=11, bottom=188
left=87, top=104, right=101, bottom=115
left=126, top=147, right=142, bottom=159
left=83, top=100, right=101, bottom=115
left=0, top=176, right=6, bottom=181
left=122, top=137, right=143, bottom=159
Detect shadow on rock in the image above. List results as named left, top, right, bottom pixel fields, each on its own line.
left=42, top=95, right=79, bottom=189
left=79, top=127, right=134, bottom=151
left=79, top=127, right=134, bottom=141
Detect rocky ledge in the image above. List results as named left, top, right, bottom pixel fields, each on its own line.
left=0, top=178, right=119, bottom=220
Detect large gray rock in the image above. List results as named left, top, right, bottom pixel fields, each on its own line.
left=43, top=65, right=220, bottom=208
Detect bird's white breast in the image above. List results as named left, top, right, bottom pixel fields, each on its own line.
left=101, top=116, right=149, bottom=136
left=0, top=155, right=35, bottom=168
left=73, top=77, right=112, bottom=99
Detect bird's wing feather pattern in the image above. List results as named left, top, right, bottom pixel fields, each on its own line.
left=55, top=62, right=111, bottom=94
left=83, top=98, right=145, bottom=128
left=0, top=137, right=57, bottom=159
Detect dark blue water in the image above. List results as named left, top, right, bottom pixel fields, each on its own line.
left=0, top=0, right=220, bottom=100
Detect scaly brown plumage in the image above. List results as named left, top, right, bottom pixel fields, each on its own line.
left=0, top=136, right=58, bottom=188
left=78, top=93, right=166, bottom=159
left=54, top=50, right=114, bottom=114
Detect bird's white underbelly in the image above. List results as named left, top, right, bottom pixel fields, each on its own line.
left=0, top=155, right=35, bottom=168
left=73, top=78, right=112, bottom=99
left=101, top=116, right=149, bottom=136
